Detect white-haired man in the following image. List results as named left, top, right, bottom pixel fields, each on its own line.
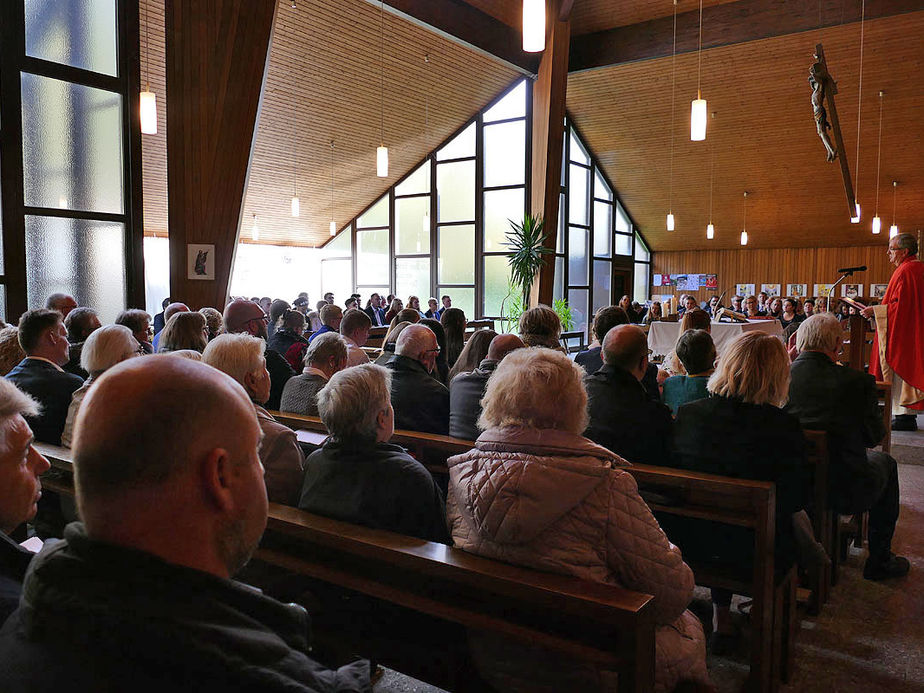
left=786, top=313, right=908, bottom=580
left=279, top=332, right=348, bottom=417
left=386, top=325, right=449, bottom=435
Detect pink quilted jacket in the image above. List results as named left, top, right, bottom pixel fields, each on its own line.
left=447, top=426, right=709, bottom=692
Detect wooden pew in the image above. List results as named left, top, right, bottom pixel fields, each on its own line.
left=802, top=430, right=832, bottom=609
left=33, top=443, right=657, bottom=693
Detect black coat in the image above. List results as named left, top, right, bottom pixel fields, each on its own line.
left=575, top=350, right=662, bottom=401
left=584, top=365, right=673, bottom=466
left=363, top=306, right=386, bottom=327
left=0, top=524, right=368, bottom=692
left=448, top=359, right=497, bottom=441
left=0, top=532, right=33, bottom=625
left=299, top=440, right=449, bottom=544
left=4, top=359, right=84, bottom=445
left=386, top=355, right=449, bottom=435
left=267, top=329, right=308, bottom=360
left=265, top=348, right=295, bottom=412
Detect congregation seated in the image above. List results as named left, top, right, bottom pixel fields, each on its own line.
left=730, top=295, right=744, bottom=313
left=439, top=307, right=466, bottom=368
left=518, top=305, right=565, bottom=351
left=779, top=297, right=804, bottom=329
left=386, top=324, right=449, bottom=434
left=0, top=380, right=51, bottom=623
left=62, top=307, right=101, bottom=379
left=223, top=298, right=294, bottom=411
left=298, top=364, right=448, bottom=543
left=0, top=356, right=369, bottom=691
left=199, top=306, right=223, bottom=341
left=267, top=308, right=308, bottom=369
left=786, top=313, right=909, bottom=580
left=618, top=294, right=640, bottom=323
left=363, top=292, right=387, bottom=326
left=423, top=297, right=439, bottom=319
left=4, top=309, right=84, bottom=446
left=306, top=299, right=326, bottom=333
left=447, top=328, right=497, bottom=383
left=445, top=347, right=709, bottom=692
left=383, top=298, right=403, bottom=324
left=661, top=308, right=711, bottom=377
left=677, top=294, right=699, bottom=316
left=203, top=334, right=304, bottom=507
left=643, top=299, right=663, bottom=324
left=340, top=308, right=372, bottom=367
left=742, top=294, right=767, bottom=318
left=802, top=297, right=816, bottom=317
left=268, top=298, right=291, bottom=333
left=115, top=308, right=154, bottom=354
left=157, top=311, right=208, bottom=354
left=280, top=332, right=347, bottom=417
left=44, top=293, right=77, bottom=319
left=575, top=305, right=628, bottom=375
left=62, top=325, right=141, bottom=448
left=662, top=329, right=716, bottom=416
left=373, top=320, right=411, bottom=366
left=151, top=301, right=189, bottom=351
left=419, top=317, right=450, bottom=384
left=584, top=325, right=673, bottom=466
left=448, top=334, right=524, bottom=441
left=307, top=303, right=342, bottom=345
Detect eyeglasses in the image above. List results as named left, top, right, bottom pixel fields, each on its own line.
left=424, top=347, right=441, bottom=355
left=246, top=314, right=269, bottom=325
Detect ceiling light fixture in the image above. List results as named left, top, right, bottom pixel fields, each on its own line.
left=889, top=181, right=899, bottom=238
left=522, top=0, right=545, bottom=53
left=140, top=1, right=157, bottom=134
left=707, top=114, right=715, bottom=239
left=376, top=1, right=388, bottom=177
left=251, top=213, right=259, bottom=242
left=740, top=191, right=749, bottom=246
left=871, top=91, right=883, bottom=234
left=851, top=0, right=866, bottom=223
left=330, top=141, right=337, bottom=235
left=690, top=0, right=707, bottom=141
left=667, top=0, right=678, bottom=231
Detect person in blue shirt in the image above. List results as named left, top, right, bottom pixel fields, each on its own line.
left=663, top=329, right=716, bottom=416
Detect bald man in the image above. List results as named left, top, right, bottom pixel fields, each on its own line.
left=0, top=356, right=368, bottom=691
left=584, top=325, right=673, bottom=466
left=45, top=293, right=77, bottom=319
left=449, top=334, right=525, bottom=440
left=386, top=325, right=449, bottom=434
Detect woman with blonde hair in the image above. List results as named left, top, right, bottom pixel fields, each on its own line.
left=447, top=348, right=709, bottom=692
left=157, top=311, right=208, bottom=354
left=383, top=298, right=403, bottom=324
left=517, top=305, right=565, bottom=352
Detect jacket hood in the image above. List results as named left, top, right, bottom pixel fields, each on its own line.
left=447, top=427, right=628, bottom=545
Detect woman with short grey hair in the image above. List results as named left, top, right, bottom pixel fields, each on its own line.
left=298, top=363, right=447, bottom=543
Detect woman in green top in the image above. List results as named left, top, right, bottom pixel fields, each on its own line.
left=662, top=329, right=716, bottom=416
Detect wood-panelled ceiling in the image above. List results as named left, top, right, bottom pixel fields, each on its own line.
left=141, top=0, right=518, bottom=247
left=567, top=11, right=924, bottom=251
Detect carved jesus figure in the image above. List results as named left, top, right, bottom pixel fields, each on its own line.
left=809, top=63, right=837, bottom=162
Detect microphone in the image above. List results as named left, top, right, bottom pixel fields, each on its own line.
left=837, top=265, right=867, bottom=273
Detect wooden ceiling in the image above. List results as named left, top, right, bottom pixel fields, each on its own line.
left=567, top=10, right=924, bottom=250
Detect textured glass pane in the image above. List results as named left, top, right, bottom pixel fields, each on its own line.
left=357, top=196, right=389, bottom=228
left=635, top=263, right=650, bottom=301
left=25, top=215, right=125, bottom=324
left=593, top=260, right=612, bottom=313
left=438, top=224, right=474, bottom=284
left=483, top=120, right=525, bottom=187
left=568, top=288, right=589, bottom=337
left=396, top=257, right=430, bottom=303
left=22, top=73, right=123, bottom=214
left=0, top=285, right=5, bottom=323
left=635, top=233, right=650, bottom=261
left=437, top=122, right=475, bottom=161
left=553, top=257, right=564, bottom=302
left=324, top=225, right=352, bottom=256
left=395, top=160, right=430, bottom=196
left=569, top=130, right=589, bottom=165
left=615, top=233, right=633, bottom=256
left=483, top=187, right=524, bottom=252
left=557, top=193, right=565, bottom=253
left=483, top=80, right=526, bottom=122
left=568, top=164, right=589, bottom=226
left=437, top=286, right=474, bottom=321
left=321, top=259, right=352, bottom=307
left=437, top=160, right=475, bottom=223
left=615, top=203, right=631, bottom=232
left=594, top=169, right=612, bottom=201
left=483, top=255, right=513, bottom=318
left=26, top=0, right=118, bottom=76
left=356, top=229, right=389, bottom=285
left=568, top=226, right=589, bottom=285
left=395, top=196, right=430, bottom=255
left=593, top=201, right=612, bottom=257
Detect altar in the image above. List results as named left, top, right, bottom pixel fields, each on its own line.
left=647, top=320, right=785, bottom=357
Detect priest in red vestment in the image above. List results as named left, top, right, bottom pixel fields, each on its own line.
left=863, top=233, right=924, bottom=430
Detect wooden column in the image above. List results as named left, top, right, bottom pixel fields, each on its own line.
left=531, top=1, right=570, bottom=308
left=165, top=0, right=277, bottom=310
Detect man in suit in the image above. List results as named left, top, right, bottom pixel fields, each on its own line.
left=4, top=309, right=84, bottom=446
left=575, top=306, right=628, bottom=375
left=363, top=293, right=386, bottom=327
left=387, top=325, right=449, bottom=435
left=786, top=313, right=908, bottom=581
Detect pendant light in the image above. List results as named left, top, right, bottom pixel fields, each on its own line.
left=889, top=181, right=899, bottom=238
left=329, top=141, right=337, bottom=235
left=740, top=192, right=749, bottom=246
left=690, top=0, right=707, bottom=141
left=851, top=0, right=866, bottom=223
left=666, top=0, right=678, bottom=231
left=251, top=214, right=259, bottom=242
left=706, top=118, right=715, bottom=239
left=140, top=1, right=157, bottom=134
left=871, top=91, right=883, bottom=234
left=422, top=55, right=431, bottom=235
left=376, top=1, right=388, bottom=177
left=522, top=0, right=545, bottom=53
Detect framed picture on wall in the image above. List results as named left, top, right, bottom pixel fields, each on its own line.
left=786, top=283, right=807, bottom=297
left=870, top=284, right=888, bottom=299
left=842, top=284, right=862, bottom=298
left=814, top=283, right=835, bottom=297
left=187, top=244, right=215, bottom=281
left=760, top=283, right=781, bottom=296
left=735, top=283, right=755, bottom=297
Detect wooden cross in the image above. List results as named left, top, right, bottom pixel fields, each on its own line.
left=809, top=43, right=858, bottom=219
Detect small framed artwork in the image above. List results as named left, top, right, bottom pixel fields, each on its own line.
left=870, top=284, right=888, bottom=299
left=735, top=283, right=755, bottom=297
left=813, top=283, right=835, bottom=297
left=841, top=283, right=862, bottom=298
left=760, top=283, right=781, bottom=296
left=786, top=283, right=807, bottom=297
left=187, top=244, right=215, bottom=281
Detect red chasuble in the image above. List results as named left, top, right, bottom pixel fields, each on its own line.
left=870, top=255, right=924, bottom=410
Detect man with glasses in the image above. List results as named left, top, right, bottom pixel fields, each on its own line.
left=222, top=299, right=294, bottom=411
left=385, top=325, right=449, bottom=434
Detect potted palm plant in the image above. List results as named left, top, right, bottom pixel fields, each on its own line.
left=503, top=213, right=553, bottom=312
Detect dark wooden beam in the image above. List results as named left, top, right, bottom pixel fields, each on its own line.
left=532, top=3, right=570, bottom=308
left=570, top=0, right=923, bottom=72
left=559, top=0, right=575, bottom=22
left=165, top=0, right=277, bottom=310
left=379, top=0, right=540, bottom=75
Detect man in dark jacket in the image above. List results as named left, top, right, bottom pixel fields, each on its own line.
left=786, top=313, right=908, bottom=581
left=4, top=309, right=84, bottom=446
left=363, top=293, right=386, bottom=327
left=152, top=296, right=171, bottom=335
left=386, top=325, right=449, bottom=435
left=0, top=356, right=368, bottom=692
left=449, top=334, right=524, bottom=440
left=62, top=307, right=101, bottom=379
left=585, top=325, right=672, bottom=466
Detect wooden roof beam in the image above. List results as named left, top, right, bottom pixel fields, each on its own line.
left=569, top=0, right=923, bottom=73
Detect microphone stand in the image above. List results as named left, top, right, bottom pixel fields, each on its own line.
left=827, top=269, right=856, bottom=312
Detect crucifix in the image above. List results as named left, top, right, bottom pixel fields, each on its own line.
left=808, top=43, right=857, bottom=219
